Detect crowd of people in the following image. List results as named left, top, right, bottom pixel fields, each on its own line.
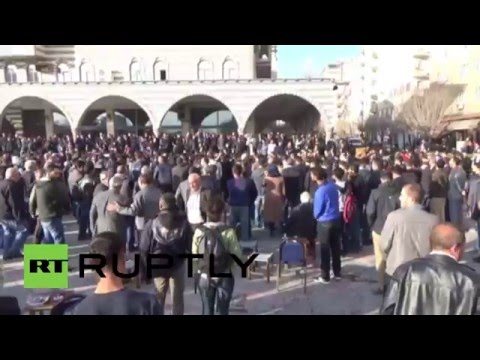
left=0, top=130, right=480, bottom=315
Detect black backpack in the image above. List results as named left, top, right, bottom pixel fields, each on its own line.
left=196, top=225, right=231, bottom=276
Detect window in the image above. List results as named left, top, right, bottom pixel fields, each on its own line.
left=153, top=58, right=168, bottom=81
left=222, top=57, right=239, bottom=79
left=198, top=58, right=213, bottom=80
left=57, top=63, right=71, bottom=82
left=5, top=65, right=17, bottom=83
left=80, top=59, right=95, bottom=82
left=27, top=64, right=38, bottom=82
left=129, top=58, right=142, bottom=81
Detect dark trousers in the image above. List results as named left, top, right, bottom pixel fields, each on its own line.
left=126, top=217, right=136, bottom=251
left=317, top=220, right=342, bottom=281
left=360, top=205, right=372, bottom=245
left=33, top=217, right=43, bottom=244
left=198, top=276, right=235, bottom=315
left=345, top=210, right=361, bottom=253
left=159, top=184, right=173, bottom=193
left=77, top=200, right=92, bottom=240
left=339, top=217, right=347, bottom=254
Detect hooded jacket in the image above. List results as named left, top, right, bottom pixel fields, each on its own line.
left=366, top=181, right=400, bottom=235
left=140, top=210, right=191, bottom=279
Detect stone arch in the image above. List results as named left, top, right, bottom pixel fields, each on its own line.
left=153, top=57, right=169, bottom=81
left=27, top=64, right=39, bottom=82
left=0, top=95, right=75, bottom=136
left=222, top=56, right=239, bottom=79
left=57, top=63, right=71, bottom=82
left=79, top=59, right=96, bottom=82
left=159, top=93, right=239, bottom=134
left=243, top=92, right=327, bottom=134
left=197, top=58, right=214, bottom=80
left=129, top=58, right=142, bottom=81
left=5, top=65, right=18, bottom=84
left=77, top=94, right=155, bottom=134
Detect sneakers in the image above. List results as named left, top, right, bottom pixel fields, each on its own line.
left=333, top=275, right=342, bottom=281
left=314, top=276, right=330, bottom=284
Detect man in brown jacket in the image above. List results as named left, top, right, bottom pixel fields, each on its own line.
left=380, top=183, right=439, bottom=288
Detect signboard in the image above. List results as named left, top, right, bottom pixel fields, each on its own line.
left=355, top=147, right=368, bottom=159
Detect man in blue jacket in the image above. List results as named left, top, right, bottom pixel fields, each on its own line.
left=311, top=167, right=342, bottom=283
left=227, top=163, right=257, bottom=248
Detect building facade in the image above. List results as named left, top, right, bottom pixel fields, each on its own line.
left=0, top=45, right=338, bottom=137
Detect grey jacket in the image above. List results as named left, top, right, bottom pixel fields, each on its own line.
left=90, top=190, right=129, bottom=242
left=381, top=204, right=439, bottom=276
left=467, top=175, right=480, bottom=215
left=118, top=185, right=162, bottom=230
left=175, top=179, right=189, bottom=207
left=448, top=167, right=467, bottom=200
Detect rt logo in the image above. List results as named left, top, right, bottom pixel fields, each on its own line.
left=23, top=245, right=69, bottom=289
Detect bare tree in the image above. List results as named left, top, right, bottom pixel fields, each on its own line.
left=399, top=82, right=465, bottom=138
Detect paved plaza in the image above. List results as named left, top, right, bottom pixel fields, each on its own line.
left=1, top=217, right=479, bottom=315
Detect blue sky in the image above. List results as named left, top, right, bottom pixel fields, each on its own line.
left=278, top=45, right=361, bottom=78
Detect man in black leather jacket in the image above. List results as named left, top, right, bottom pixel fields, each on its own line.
left=381, top=223, right=480, bottom=315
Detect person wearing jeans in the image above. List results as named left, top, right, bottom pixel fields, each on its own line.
left=227, top=164, right=257, bottom=246
left=198, top=276, right=235, bottom=315
left=311, top=167, right=342, bottom=283
left=192, top=196, right=242, bottom=315
left=254, top=195, right=264, bottom=228
left=251, top=156, right=267, bottom=229
left=139, top=193, right=190, bottom=315
left=1, top=220, right=28, bottom=259
left=30, top=164, right=70, bottom=245
left=41, top=217, right=66, bottom=244
left=447, top=156, right=467, bottom=229
left=0, top=167, right=29, bottom=260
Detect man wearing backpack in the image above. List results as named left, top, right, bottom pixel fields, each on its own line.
left=192, top=195, right=242, bottom=315
left=140, top=193, right=190, bottom=315
left=366, top=171, right=399, bottom=294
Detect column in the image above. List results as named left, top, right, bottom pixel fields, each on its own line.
left=16, top=64, right=28, bottom=83
left=181, top=106, right=191, bottom=135
left=0, top=62, right=5, bottom=83
left=45, top=108, right=54, bottom=139
left=106, top=108, right=116, bottom=136
left=243, top=116, right=255, bottom=134
left=270, top=45, right=278, bottom=80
